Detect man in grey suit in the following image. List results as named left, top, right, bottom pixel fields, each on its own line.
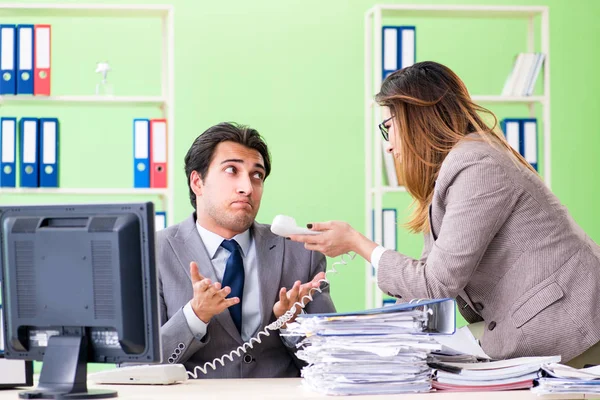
left=157, top=122, right=335, bottom=379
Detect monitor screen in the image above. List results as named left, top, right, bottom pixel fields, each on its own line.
left=0, top=202, right=160, bottom=399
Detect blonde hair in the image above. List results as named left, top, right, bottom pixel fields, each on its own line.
left=375, top=61, right=537, bottom=233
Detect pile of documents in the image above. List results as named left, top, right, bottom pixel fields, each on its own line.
left=428, top=326, right=563, bottom=392
left=430, top=355, right=561, bottom=391
left=531, top=363, right=600, bottom=397
left=430, top=325, right=491, bottom=363
left=286, top=299, right=455, bottom=396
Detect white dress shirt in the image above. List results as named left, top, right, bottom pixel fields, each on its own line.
left=370, top=245, right=387, bottom=271
left=183, top=223, right=261, bottom=342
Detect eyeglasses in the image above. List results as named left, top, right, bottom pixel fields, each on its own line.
left=378, top=116, right=393, bottom=141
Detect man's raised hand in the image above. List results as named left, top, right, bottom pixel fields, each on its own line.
left=273, top=272, right=326, bottom=324
left=189, top=261, right=239, bottom=323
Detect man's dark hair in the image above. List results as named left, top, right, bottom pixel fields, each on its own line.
left=184, top=122, right=272, bottom=209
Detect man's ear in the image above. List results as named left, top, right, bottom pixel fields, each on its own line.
left=190, top=170, right=203, bottom=197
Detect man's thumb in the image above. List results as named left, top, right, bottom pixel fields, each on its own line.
left=190, top=261, right=204, bottom=283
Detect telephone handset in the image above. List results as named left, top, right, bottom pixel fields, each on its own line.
left=186, top=215, right=355, bottom=378
left=270, top=215, right=320, bottom=236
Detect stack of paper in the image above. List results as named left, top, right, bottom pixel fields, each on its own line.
left=430, top=325, right=491, bottom=363
left=532, top=363, right=600, bottom=397
left=286, top=299, right=455, bottom=396
left=430, top=355, right=561, bottom=392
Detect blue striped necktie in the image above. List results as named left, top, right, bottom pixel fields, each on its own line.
left=220, top=239, right=245, bottom=334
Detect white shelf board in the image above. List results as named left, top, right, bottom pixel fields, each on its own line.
left=0, top=188, right=168, bottom=196
left=0, top=4, right=172, bottom=18
left=471, top=95, right=546, bottom=103
left=369, top=4, right=546, bottom=18
left=0, top=95, right=166, bottom=106
left=370, top=186, right=407, bottom=193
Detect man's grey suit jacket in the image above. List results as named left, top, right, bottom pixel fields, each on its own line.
left=156, top=214, right=335, bottom=378
left=377, top=136, right=600, bottom=363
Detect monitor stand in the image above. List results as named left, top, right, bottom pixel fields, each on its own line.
left=18, top=334, right=117, bottom=399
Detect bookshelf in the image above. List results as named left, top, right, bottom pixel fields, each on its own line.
left=0, top=95, right=166, bottom=106
left=364, top=4, right=550, bottom=309
left=0, top=3, right=175, bottom=226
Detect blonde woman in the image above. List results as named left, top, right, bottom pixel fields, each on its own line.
left=290, top=61, right=600, bottom=367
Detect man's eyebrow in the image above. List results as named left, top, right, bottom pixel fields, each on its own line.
left=220, top=159, right=265, bottom=171
left=220, top=158, right=244, bottom=165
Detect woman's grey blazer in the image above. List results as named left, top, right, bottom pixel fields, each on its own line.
left=377, top=136, right=600, bottom=362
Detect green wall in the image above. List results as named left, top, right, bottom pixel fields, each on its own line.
left=1, top=0, right=599, bottom=319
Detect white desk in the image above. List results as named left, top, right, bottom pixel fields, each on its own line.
left=0, top=378, right=566, bottom=400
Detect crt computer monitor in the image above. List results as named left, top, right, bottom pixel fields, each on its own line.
left=0, top=202, right=161, bottom=399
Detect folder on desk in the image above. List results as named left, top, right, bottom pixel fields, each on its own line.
left=0, top=25, right=16, bottom=95
left=34, top=24, right=51, bottom=96
left=150, top=119, right=167, bottom=188
left=133, top=118, right=150, bottom=188
left=382, top=26, right=415, bottom=80
left=382, top=298, right=397, bottom=307
left=0, top=117, right=16, bottom=187
left=19, top=117, right=39, bottom=187
left=306, top=298, right=456, bottom=335
left=39, top=117, right=59, bottom=187
left=155, top=211, right=167, bottom=231
left=16, top=25, right=34, bottom=95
